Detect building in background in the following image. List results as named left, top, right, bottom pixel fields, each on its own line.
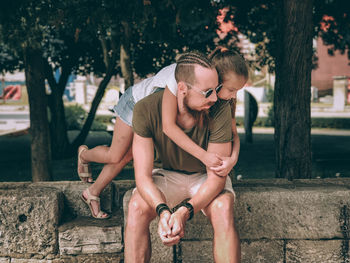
left=311, top=37, right=350, bottom=97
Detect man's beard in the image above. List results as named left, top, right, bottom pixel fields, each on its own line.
left=183, top=95, right=210, bottom=128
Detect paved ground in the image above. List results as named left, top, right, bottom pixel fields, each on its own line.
left=235, top=127, right=350, bottom=179
left=0, top=128, right=349, bottom=182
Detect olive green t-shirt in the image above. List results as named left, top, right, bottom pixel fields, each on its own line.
left=132, top=90, right=232, bottom=173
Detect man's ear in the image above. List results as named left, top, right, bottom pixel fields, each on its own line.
left=178, top=81, right=188, bottom=95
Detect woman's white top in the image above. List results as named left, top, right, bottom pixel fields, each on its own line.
left=131, top=63, right=177, bottom=103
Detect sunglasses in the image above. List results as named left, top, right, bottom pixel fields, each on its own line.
left=185, top=82, right=223, bottom=98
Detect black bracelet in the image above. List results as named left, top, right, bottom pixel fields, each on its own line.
left=181, top=202, right=194, bottom=221
left=156, top=203, right=171, bottom=217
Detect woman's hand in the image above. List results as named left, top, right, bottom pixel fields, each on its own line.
left=202, top=152, right=223, bottom=168
left=210, top=154, right=237, bottom=177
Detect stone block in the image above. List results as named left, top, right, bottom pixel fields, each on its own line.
left=233, top=178, right=293, bottom=188
left=286, top=240, right=348, bottom=263
left=182, top=212, right=213, bottom=240
left=241, top=240, right=284, bottom=263
left=122, top=181, right=350, bottom=261
left=180, top=239, right=284, bottom=263
left=180, top=240, right=213, bottom=263
left=0, top=187, right=63, bottom=257
left=52, top=255, right=123, bottom=263
left=0, top=182, right=30, bottom=190
left=123, top=189, right=173, bottom=262
left=32, top=181, right=113, bottom=218
left=58, top=213, right=123, bottom=255
left=113, top=180, right=135, bottom=209
left=149, top=219, right=174, bottom=263
left=11, top=259, right=53, bottom=263
left=233, top=178, right=350, bottom=189
left=293, top=178, right=350, bottom=188
left=235, top=185, right=350, bottom=239
left=0, top=258, right=10, bottom=263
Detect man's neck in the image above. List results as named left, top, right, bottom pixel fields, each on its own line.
left=176, top=98, right=196, bottom=130
left=176, top=111, right=196, bottom=130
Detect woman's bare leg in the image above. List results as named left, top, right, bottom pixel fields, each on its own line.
left=80, top=117, right=133, bottom=164
left=78, top=117, right=134, bottom=217
left=82, top=148, right=133, bottom=217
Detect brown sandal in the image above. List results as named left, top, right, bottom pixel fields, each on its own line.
left=81, top=188, right=110, bottom=219
left=77, top=145, right=93, bottom=183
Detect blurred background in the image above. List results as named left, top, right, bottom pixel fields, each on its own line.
left=0, top=0, right=349, bottom=182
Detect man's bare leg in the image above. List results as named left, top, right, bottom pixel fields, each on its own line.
left=203, top=192, right=240, bottom=263
left=125, top=190, right=157, bottom=263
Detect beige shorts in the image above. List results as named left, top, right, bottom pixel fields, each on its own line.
left=148, top=168, right=235, bottom=210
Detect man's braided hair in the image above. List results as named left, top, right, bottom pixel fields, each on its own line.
left=175, top=51, right=214, bottom=85
left=174, top=51, right=214, bottom=128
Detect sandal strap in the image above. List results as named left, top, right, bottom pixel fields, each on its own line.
left=78, top=145, right=92, bottom=181
left=86, top=188, right=100, bottom=202
left=78, top=145, right=88, bottom=162
left=95, top=211, right=106, bottom=218
left=81, top=189, right=110, bottom=219
left=79, top=173, right=91, bottom=178
left=81, top=164, right=91, bottom=173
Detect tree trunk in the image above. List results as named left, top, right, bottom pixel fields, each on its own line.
left=120, top=21, right=134, bottom=89
left=48, top=86, right=70, bottom=159
left=24, top=46, right=52, bottom=182
left=45, top=62, right=71, bottom=159
left=71, top=71, right=114, bottom=150
left=274, top=0, right=313, bottom=180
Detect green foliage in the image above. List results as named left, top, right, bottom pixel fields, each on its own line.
left=311, top=118, right=350, bottom=129
left=0, top=0, right=54, bottom=49
left=64, top=104, right=86, bottom=130
left=95, top=115, right=112, bottom=124
left=265, top=106, right=275, bottom=127
left=221, top=0, right=350, bottom=71
left=132, top=0, right=226, bottom=77
left=0, top=0, right=240, bottom=159
left=90, top=121, right=107, bottom=131
left=265, top=85, right=274, bottom=103
left=0, top=43, right=22, bottom=73
left=314, top=0, right=350, bottom=60
left=264, top=86, right=275, bottom=126
left=0, top=0, right=230, bottom=78
left=221, top=0, right=279, bottom=71
left=64, top=104, right=106, bottom=131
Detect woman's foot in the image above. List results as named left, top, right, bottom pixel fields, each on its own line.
left=78, top=145, right=93, bottom=183
left=81, top=188, right=110, bottom=219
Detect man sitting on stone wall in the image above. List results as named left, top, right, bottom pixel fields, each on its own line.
left=124, top=51, right=240, bottom=262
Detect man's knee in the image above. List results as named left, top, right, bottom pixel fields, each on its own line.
left=212, top=192, right=234, bottom=210
left=208, top=193, right=235, bottom=227
left=127, top=192, right=155, bottom=227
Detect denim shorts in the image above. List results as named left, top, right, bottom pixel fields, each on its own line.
left=113, top=86, right=135, bottom=127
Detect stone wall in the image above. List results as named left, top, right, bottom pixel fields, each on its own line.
left=0, top=181, right=127, bottom=263
left=1, top=179, right=350, bottom=262
left=124, top=178, right=350, bottom=263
